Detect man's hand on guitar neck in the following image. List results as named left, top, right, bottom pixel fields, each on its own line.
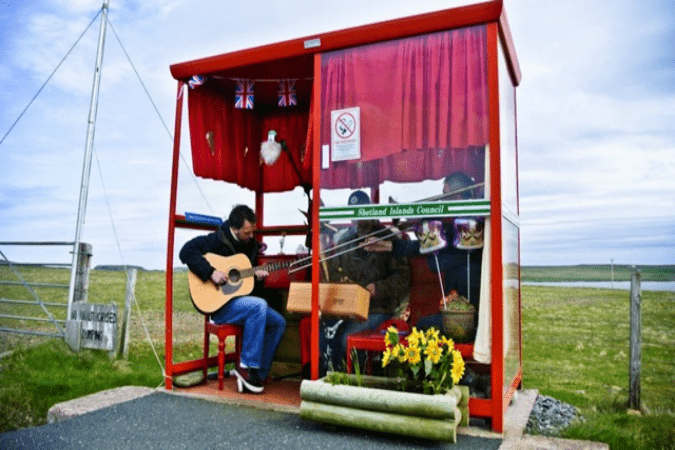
left=211, top=270, right=228, bottom=285
left=254, top=269, right=269, bottom=280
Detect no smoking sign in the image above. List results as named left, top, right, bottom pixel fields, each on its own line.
left=335, top=112, right=356, bottom=139
left=330, top=106, right=361, bottom=161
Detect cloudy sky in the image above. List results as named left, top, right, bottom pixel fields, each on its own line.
left=1, top=0, right=673, bottom=270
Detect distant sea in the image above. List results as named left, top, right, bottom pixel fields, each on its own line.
left=522, top=281, right=675, bottom=292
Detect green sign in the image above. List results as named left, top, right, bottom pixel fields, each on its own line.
left=319, top=200, right=490, bottom=221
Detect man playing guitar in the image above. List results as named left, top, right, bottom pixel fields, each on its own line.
left=179, top=204, right=286, bottom=394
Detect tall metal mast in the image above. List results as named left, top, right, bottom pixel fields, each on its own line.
left=67, top=0, right=110, bottom=320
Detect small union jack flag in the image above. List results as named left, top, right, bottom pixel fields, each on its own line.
left=188, top=75, right=205, bottom=89
left=277, top=79, right=297, bottom=107
left=235, top=79, right=255, bottom=109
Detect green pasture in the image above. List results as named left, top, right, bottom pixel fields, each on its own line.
left=521, top=264, right=675, bottom=282
left=0, top=266, right=674, bottom=448
left=522, top=285, right=675, bottom=449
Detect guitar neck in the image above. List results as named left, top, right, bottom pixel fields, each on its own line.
left=240, top=258, right=297, bottom=279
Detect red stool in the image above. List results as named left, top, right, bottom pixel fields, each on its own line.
left=204, top=317, right=242, bottom=390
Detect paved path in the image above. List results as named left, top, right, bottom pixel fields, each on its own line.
left=1, top=386, right=608, bottom=450
left=1, top=392, right=502, bottom=450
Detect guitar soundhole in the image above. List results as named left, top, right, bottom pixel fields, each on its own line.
left=228, top=268, right=241, bottom=284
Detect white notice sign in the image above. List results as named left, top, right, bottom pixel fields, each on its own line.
left=330, top=107, right=361, bottom=161
left=69, top=302, right=118, bottom=351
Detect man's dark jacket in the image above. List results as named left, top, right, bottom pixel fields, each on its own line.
left=179, top=220, right=263, bottom=291
left=325, top=224, right=410, bottom=315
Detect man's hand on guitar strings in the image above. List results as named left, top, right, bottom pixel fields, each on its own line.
left=211, top=270, right=228, bottom=285
left=363, top=237, right=393, bottom=252
left=254, top=269, right=269, bottom=280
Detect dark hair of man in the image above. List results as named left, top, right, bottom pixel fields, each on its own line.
left=228, top=204, right=256, bottom=229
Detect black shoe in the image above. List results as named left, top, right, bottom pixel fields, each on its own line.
left=234, top=366, right=264, bottom=394
left=459, top=366, right=478, bottom=393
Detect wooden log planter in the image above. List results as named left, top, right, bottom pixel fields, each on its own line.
left=299, top=375, right=469, bottom=443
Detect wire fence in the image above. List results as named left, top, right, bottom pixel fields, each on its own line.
left=520, top=267, right=675, bottom=413
left=0, top=241, right=89, bottom=339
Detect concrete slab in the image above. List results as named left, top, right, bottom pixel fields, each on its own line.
left=47, top=385, right=155, bottom=423
left=504, top=389, right=540, bottom=439
left=500, top=435, right=610, bottom=450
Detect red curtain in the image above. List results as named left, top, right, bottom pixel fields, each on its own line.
left=187, top=81, right=312, bottom=193
left=320, top=25, right=488, bottom=188
left=185, top=25, right=486, bottom=192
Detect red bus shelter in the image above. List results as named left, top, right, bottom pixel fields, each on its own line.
left=165, top=0, right=521, bottom=433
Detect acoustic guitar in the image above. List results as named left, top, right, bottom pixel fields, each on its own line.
left=188, top=253, right=302, bottom=314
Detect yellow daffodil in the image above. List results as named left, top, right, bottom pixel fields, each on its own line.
left=382, top=347, right=392, bottom=367
left=425, top=328, right=440, bottom=341
left=407, top=333, right=419, bottom=348
left=406, top=345, right=421, bottom=365
left=395, top=344, right=408, bottom=363
left=451, top=349, right=465, bottom=385
left=424, top=341, right=443, bottom=364
left=406, top=327, right=423, bottom=347
left=377, top=326, right=466, bottom=395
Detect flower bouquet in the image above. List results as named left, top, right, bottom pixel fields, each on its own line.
left=382, top=326, right=465, bottom=395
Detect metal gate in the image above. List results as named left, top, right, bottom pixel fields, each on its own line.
left=0, top=241, right=91, bottom=339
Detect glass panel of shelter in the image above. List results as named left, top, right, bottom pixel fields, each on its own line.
left=317, top=26, right=490, bottom=344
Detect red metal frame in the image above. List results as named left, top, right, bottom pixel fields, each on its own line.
left=309, top=52, right=322, bottom=381
left=164, top=81, right=185, bottom=391
left=487, top=20, right=505, bottom=433
left=169, top=1, right=511, bottom=81
left=164, top=0, right=521, bottom=433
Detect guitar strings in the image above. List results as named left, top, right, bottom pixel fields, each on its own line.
left=286, top=183, right=480, bottom=271
left=287, top=222, right=416, bottom=273
left=253, top=183, right=480, bottom=275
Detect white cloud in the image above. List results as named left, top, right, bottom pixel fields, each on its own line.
left=1, top=0, right=674, bottom=269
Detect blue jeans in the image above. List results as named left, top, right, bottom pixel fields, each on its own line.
left=210, top=295, right=286, bottom=380
left=416, top=312, right=443, bottom=332
left=320, top=313, right=392, bottom=374
left=416, top=311, right=477, bottom=341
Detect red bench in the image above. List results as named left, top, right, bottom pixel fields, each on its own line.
left=296, top=253, right=475, bottom=373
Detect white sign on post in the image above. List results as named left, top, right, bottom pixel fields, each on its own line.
left=330, top=107, right=361, bottom=162
left=66, top=303, right=118, bottom=352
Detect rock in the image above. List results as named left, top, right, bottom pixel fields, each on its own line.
left=524, top=395, right=583, bottom=436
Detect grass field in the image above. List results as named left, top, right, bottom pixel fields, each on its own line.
left=522, top=285, right=675, bottom=449
left=521, top=264, right=675, bottom=282
left=1, top=265, right=674, bottom=448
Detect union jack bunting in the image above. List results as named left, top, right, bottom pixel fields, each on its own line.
left=277, top=79, right=297, bottom=107
left=235, top=79, right=255, bottom=109
left=188, top=75, right=205, bottom=89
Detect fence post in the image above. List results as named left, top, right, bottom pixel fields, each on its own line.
left=629, top=267, right=641, bottom=410
left=119, top=268, right=137, bottom=359
left=73, top=242, right=92, bottom=302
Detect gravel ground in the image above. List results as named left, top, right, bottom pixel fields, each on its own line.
left=525, top=394, right=584, bottom=436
